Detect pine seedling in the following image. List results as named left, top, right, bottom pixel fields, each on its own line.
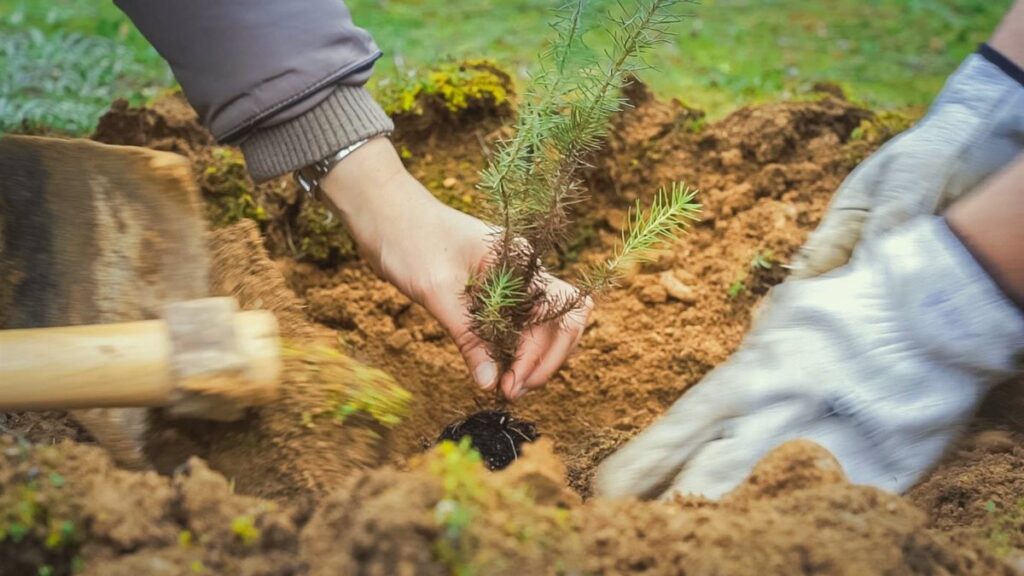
left=467, top=0, right=701, bottom=371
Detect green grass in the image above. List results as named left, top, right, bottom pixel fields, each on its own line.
left=0, top=0, right=1010, bottom=134
left=0, top=1, right=171, bottom=133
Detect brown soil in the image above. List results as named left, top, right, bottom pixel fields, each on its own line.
left=2, top=79, right=1021, bottom=574
left=2, top=435, right=1016, bottom=575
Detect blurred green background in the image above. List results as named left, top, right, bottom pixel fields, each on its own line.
left=0, top=0, right=1010, bottom=134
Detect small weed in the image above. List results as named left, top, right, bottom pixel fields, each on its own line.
left=230, top=515, right=261, bottom=547
left=430, top=438, right=485, bottom=575
left=727, top=279, right=746, bottom=298
left=983, top=498, right=1024, bottom=557
left=750, top=250, right=774, bottom=270
left=426, top=437, right=582, bottom=573
left=0, top=456, right=82, bottom=574
left=43, top=519, right=75, bottom=549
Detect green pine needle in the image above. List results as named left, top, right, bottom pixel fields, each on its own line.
left=475, top=265, right=528, bottom=332
left=585, top=182, right=701, bottom=291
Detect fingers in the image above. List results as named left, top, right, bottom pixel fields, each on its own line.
left=500, top=280, right=593, bottom=401
left=526, top=299, right=591, bottom=388
left=463, top=337, right=500, bottom=391
left=499, top=334, right=545, bottom=400
left=789, top=148, right=881, bottom=279
left=429, top=291, right=501, bottom=391
left=594, top=366, right=743, bottom=499
left=664, top=396, right=823, bottom=499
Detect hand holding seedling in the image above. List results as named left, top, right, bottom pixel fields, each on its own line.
left=321, top=137, right=590, bottom=399
left=325, top=0, right=698, bottom=400
left=598, top=13, right=1024, bottom=499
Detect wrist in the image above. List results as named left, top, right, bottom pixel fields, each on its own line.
left=321, top=136, right=408, bottom=212
left=321, top=137, right=439, bottom=245
left=989, top=0, right=1024, bottom=73
left=318, top=137, right=490, bottom=303
left=882, top=216, right=1024, bottom=379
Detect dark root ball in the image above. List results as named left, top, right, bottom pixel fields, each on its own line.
left=438, top=410, right=539, bottom=470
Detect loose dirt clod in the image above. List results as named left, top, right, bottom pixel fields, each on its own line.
left=437, top=410, right=539, bottom=470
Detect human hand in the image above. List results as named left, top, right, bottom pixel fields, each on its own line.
left=595, top=49, right=1024, bottom=499
left=596, top=216, right=1024, bottom=499
left=790, top=50, right=1024, bottom=279
left=321, top=138, right=590, bottom=400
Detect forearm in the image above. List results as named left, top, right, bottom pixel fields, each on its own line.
left=938, top=2, right=1024, bottom=305
left=946, top=153, right=1024, bottom=307
left=990, top=0, right=1024, bottom=68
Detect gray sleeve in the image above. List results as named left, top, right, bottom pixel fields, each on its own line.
left=115, top=0, right=394, bottom=182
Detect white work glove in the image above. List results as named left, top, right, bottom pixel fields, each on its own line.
left=596, top=51, right=1024, bottom=500
left=791, top=51, right=1024, bottom=279
left=597, top=216, right=1024, bottom=499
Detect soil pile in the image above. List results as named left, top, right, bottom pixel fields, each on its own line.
left=1, top=435, right=1014, bottom=575
left=2, top=72, right=1021, bottom=574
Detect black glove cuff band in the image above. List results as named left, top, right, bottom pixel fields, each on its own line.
left=978, top=43, right=1024, bottom=88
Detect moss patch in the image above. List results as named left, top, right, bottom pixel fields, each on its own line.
left=0, top=444, right=82, bottom=576
left=380, top=59, right=511, bottom=119
left=200, top=147, right=268, bottom=228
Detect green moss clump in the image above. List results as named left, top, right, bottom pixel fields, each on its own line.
left=0, top=447, right=82, bottom=574
left=379, top=60, right=511, bottom=118
left=200, top=147, right=268, bottom=228
left=229, top=515, right=261, bottom=547
left=430, top=439, right=487, bottom=574
left=293, top=200, right=358, bottom=264
left=426, top=439, right=579, bottom=575
left=983, top=498, right=1024, bottom=557
left=849, top=109, right=918, bottom=144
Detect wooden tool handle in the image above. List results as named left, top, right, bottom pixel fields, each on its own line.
left=0, top=310, right=280, bottom=413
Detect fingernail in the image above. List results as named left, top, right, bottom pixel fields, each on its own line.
left=474, top=362, right=498, bottom=389
left=513, top=387, right=528, bottom=400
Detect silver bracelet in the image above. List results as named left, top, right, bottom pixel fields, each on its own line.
left=294, top=136, right=377, bottom=198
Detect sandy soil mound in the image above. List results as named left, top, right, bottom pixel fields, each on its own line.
left=1, top=435, right=1014, bottom=575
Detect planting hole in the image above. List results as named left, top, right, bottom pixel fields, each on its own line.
left=437, top=410, right=539, bottom=470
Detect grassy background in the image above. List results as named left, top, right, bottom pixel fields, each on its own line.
left=0, top=0, right=1010, bottom=134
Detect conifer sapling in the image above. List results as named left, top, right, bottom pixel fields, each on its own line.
left=467, top=0, right=701, bottom=374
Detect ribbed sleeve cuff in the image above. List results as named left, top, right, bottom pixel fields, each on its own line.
left=240, top=85, right=394, bottom=182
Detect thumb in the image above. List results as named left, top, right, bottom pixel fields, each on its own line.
left=459, top=334, right=500, bottom=391
left=788, top=207, right=868, bottom=279
left=427, top=291, right=500, bottom=391
left=789, top=154, right=881, bottom=279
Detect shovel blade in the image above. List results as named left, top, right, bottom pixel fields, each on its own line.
left=0, top=135, right=209, bottom=329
